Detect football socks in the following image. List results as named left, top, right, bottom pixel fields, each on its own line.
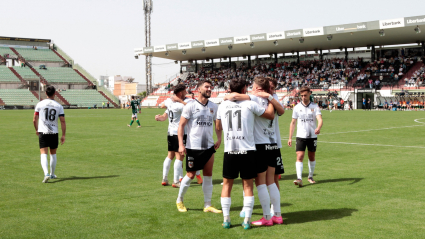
left=308, top=160, right=316, bottom=178
left=177, top=176, right=192, bottom=203
left=163, top=157, right=172, bottom=180
left=221, top=197, right=231, bottom=221
left=296, top=161, right=303, bottom=180
left=40, top=154, right=48, bottom=176
left=243, top=196, right=254, bottom=224
left=203, top=176, right=213, bottom=208
left=173, top=160, right=183, bottom=183
left=136, top=119, right=140, bottom=126
left=257, top=184, right=271, bottom=220
left=268, top=183, right=281, bottom=217
left=50, top=154, right=57, bottom=177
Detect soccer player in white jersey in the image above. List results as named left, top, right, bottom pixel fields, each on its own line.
left=288, top=86, right=323, bottom=187
left=33, top=86, right=66, bottom=183
left=224, top=76, right=284, bottom=226
left=176, top=80, right=222, bottom=213
left=217, top=78, right=275, bottom=229
left=155, top=84, right=189, bottom=187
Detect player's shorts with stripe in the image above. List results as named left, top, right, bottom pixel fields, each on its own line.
left=185, top=146, right=216, bottom=172
left=255, top=144, right=279, bottom=174
left=39, top=133, right=59, bottom=149
left=223, top=150, right=257, bottom=179
left=132, top=113, right=137, bottom=118
left=273, top=148, right=284, bottom=175
left=296, top=137, right=317, bottom=152
left=167, top=134, right=187, bottom=152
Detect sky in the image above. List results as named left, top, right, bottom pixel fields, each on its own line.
left=2, top=0, right=425, bottom=86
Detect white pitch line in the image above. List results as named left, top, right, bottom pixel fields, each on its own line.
left=317, top=141, right=425, bottom=149
left=318, top=124, right=424, bottom=136
left=414, top=118, right=425, bottom=124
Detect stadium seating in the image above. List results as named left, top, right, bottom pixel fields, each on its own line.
left=0, top=89, right=38, bottom=105
left=0, top=47, right=16, bottom=58
left=60, top=90, right=110, bottom=108
left=37, top=67, right=87, bottom=83
left=12, top=66, right=38, bottom=79
left=15, top=48, right=63, bottom=62
left=0, top=66, right=20, bottom=82
left=141, top=96, right=159, bottom=107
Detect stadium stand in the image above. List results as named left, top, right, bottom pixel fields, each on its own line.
left=60, top=90, right=112, bottom=108
left=36, top=67, right=88, bottom=84
left=0, top=89, right=38, bottom=105
left=15, top=48, right=63, bottom=62
left=12, top=66, right=38, bottom=80
left=0, top=66, right=20, bottom=82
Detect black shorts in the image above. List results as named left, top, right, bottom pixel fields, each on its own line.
left=39, top=133, right=59, bottom=149
left=185, top=146, right=216, bottom=172
left=167, top=134, right=187, bottom=152
left=223, top=151, right=257, bottom=179
left=255, top=144, right=279, bottom=174
left=274, top=149, right=285, bottom=175
left=296, top=137, right=317, bottom=152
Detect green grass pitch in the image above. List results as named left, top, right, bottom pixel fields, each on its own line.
left=0, top=108, right=424, bottom=238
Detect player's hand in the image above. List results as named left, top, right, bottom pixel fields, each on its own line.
left=253, top=91, right=269, bottom=99
left=315, top=128, right=321, bottom=135
left=288, top=139, right=292, bottom=147
left=214, top=139, right=221, bottom=150
left=60, top=136, right=66, bottom=145
left=178, top=145, right=186, bottom=156
left=155, top=114, right=160, bottom=121
left=36, top=132, right=39, bottom=136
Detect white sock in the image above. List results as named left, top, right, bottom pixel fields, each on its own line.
left=243, top=196, right=254, bottom=224
left=40, top=154, right=48, bottom=175
left=308, top=160, right=316, bottom=178
left=268, top=183, right=281, bottom=217
left=50, top=154, right=57, bottom=176
left=257, top=184, right=271, bottom=220
left=173, top=160, right=182, bottom=183
left=221, top=197, right=231, bottom=222
left=296, top=161, right=303, bottom=179
left=163, top=157, right=172, bottom=180
left=270, top=204, right=274, bottom=217
left=196, top=170, right=201, bottom=176
left=203, top=176, right=213, bottom=208
left=177, top=175, right=192, bottom=203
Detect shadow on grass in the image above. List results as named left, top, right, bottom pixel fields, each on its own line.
left=284, top=208, right=358, bottom=224
left=233, top=202, right=292, bottom=212
left=50, top=175, right=119, bottom=183
left=281, top=174, right=363, bottom=186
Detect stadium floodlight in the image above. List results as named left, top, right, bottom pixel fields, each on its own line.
left=414, top=25, right=421, bottom=34
left=202, top=47, right=206, bottom=53
left=174, top=60, right=178, bottom=64
left=327, top=34, right=333, bottom=41
left=228, top=44, right=233, bottom=50
left=299, top=38, right=304, bottom=43
left=182, top=49, right=187, bottom=55
left=250, top=42, right=255, bottom=48
left=273, top=40, right=278, bottom=46
left=379, top=29, right=385, bottom=37
left=165, top=51, right=169, bottom=56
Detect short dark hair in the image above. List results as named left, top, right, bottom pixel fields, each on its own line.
left=131, top=96, right=135, bottom=99
left=173, top=84, right=186, bottom=94
left=266, top=77, right=277, bottom=89
left=299, top=86, right=311, bottom=94
left=254, top=76, right=269, bottom=92
left=46, top=85, right=55, bottom=97
left=229, top=78, right=247, bottom=93
left=197, top=80, right=212, bottom=89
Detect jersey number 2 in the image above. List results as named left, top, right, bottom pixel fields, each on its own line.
left=43, top=108, right=56, bottom=121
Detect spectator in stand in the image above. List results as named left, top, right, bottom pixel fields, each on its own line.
left=375, top=78, right=380, bottom=90
left=368, top=79, right=373, bottom=89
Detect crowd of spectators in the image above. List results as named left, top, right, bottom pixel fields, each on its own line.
left=405, top=63, right=424, bottom=89
left=177, top=57, right=364, bottom=92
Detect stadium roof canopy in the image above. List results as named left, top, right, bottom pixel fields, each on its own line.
left=135, top=15, right=425, bottom=61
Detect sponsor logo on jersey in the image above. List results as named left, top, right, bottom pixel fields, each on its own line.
left=228, top=151, right=247, bottom=154
left=210, top=108, right=214, bottom=114
left=265, top=145, right=279, bottom=150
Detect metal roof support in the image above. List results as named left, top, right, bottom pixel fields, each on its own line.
left=320, top=49, right=323, bottom=60
left=248, top=55, right=251, bottom=69
left=195, top=60, right=198, bottom=73
left=297, top=51, right=300, bottom=64
left=421, top=41, right=425, bottom=57
left=274, top=53, right=278, bottom=64
left=371, top=46, right=376, bottom=61
left=345, top=47, right=348, bottom=61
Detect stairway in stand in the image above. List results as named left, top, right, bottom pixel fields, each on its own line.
left=0, top=97, right=5, bottom=105
left=9, top=67, right=28, bottom=85
left=74, top=69, right=94, bottom=86
left=55, top=92, right=70, bottom=105
left=9, top=47, right=25, bottom=62
left=30, top=68, right=49, bottom=85
left=98, top=91, right=119, bottom=108
left=31, top=91, right=42, bottom=101
left=51, top=49, right=70, bottom=65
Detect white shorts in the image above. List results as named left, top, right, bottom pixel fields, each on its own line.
left=132, top=113, right=137, bottom=118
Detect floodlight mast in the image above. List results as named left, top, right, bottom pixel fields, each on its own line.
left=144, top=0, right=153, bottom=95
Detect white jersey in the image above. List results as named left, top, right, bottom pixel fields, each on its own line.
left=292, top=102, right=321, bottom=138
left=217, top=100, right=265, bottom=152
left=250, top=95, right=276, bottom=144
left=272, top=94, right=283, bottom=148
left=164, top=98, right=192, bottom=135
left=35, top=99, right=64, bottom=134
left=182, top=99, right=218, bottom=150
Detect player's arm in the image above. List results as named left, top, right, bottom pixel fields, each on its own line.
left=214, top=119, right=222, bottom=150
left=260, top=102, right=275, bottom=120
left=155, top=112, right=168, bottom=121
left=171, top=95, right=188, bottom=105
left=160, top=102, right=167, bottom=109
left=223, top=92, right=250, bottom=101
left=178, top=116, right=188, bottom=156
left=315, top=114, right=323, bottom=135
left=255, top=91, right=285, bottom=116
left=288, top=118, right=297, bottom=147
left=59, top=116, right=66, bottom=145
left=33, top=112, right=39, bottom=136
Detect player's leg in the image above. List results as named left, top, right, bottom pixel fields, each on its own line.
left=195, top=170, right=203, bottom=184
left=128, top=116, right=134, bottom=127
left=176, top=170, right=195, bottom=212
left=202, top=153, right=221, bottom=213
left=242, top=179, right=254, bottom=229
left=221, top=178, right=234, bottom=228
left=252, top=171, right=272, bottom=226
left=135, top=117, right=141, bottom=128
left=162, top=151, right=174, bottom=186
left=49, top=147, right=58, bottom=179
left=306, top=138, right=317, bottom=183
left=40, top=147, right=50, bottom=183
left=173, top=152, right=184, bottom=187
left=294, top=138, right=306, bottom=187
